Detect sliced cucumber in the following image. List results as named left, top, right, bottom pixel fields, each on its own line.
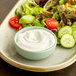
left=72, top=22, right=76, bottom=27
left=72, top=22, right=76, bottom=31
left=72, top=31, right=76, bottom=43
left=58, top=26, right=72, bottom=38
left=61, top=34, right=75, bottom=48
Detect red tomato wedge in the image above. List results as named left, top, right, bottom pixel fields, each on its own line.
left=45, top=18, right=58, bottom=29
left=9, top=17, right=22, bottom=28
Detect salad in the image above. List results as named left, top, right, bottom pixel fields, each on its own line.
left=9, top=0, right=76, bottom=48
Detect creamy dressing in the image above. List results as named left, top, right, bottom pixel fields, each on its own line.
left=17, top=29, right=55, bottom=52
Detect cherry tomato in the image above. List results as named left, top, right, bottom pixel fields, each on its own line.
left=9, top=17, right=22, bottom=28
left=45, top=18, right=58, bottom=29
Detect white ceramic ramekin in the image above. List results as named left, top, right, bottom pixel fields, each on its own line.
left=14, top=26, right=57, bottom=60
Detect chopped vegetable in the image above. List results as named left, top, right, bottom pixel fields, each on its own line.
left=33, top=22, right=43, bottom=27
left=58, top=5, right=76, bottom=26
left=65, top=3, right=69, bottom=8
left=57, top=38, right=61, bottom=45
left=72, top=22, right=76, bottom=31
left=58, top=26, right=72, bottom=38
left=9, top=0, right=76, bottom=49
left=41, top=18, right=47, bottom=26
left=15, top=8, right=20, bottom=18
left=35, top=0, right=48, bottom=7
left=22, top=24, right=32, bottom=28
left=16, top=26, right=22, bottom=32
left=72, top=31, right=76, bottom=43
left=52, top=11, right=59, bottom=20
left=72, top=22, right=76, bottom=26
left=44, top=11, right=52, bottom=15
left=9, top=17, right=22, bottom=28
left=59, top=0, right=65, bottom=5
left=72, top=22, right=76, bottom=27
left=22, top=0, right=46, bottom=15
left=45, top=18, right=59, bottom=29
left=61, top=34, right=75, bottom=48
left=44, top=0, right=59, bottom=10
left=19, top=15, right=35, bottom=24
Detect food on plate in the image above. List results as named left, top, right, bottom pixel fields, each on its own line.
left=35, top=0, right=48, bottom=7
left=72, top=22, right=76, bottom=31
left=9, top=0, right=76, bottom=48
left=9, top=17, right=22, bottom=28
left=16, top=29, right=56, bottom=52
left=45, top=18, right=59, bottom=29
left=72, top=31, right=76, bottom=43
left=61, top=34, right=75, bottom=48
left=59, top=0, right=65, bottom=5
left=58, top=26, right=72, bottom=38
left=19, top=15, right=35, bottom=24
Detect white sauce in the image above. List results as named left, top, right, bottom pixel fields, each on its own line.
left=17, top=29, right=55, bottom=52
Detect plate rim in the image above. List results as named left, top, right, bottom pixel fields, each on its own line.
left=0, top=0, right=76, bottom=72
left=0, top=49, right=76, bottom=72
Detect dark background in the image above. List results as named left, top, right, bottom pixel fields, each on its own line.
left=0, top=0, right=76, bottom=76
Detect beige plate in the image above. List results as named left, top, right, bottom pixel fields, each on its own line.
left=0, top=0, right=76, bottom=72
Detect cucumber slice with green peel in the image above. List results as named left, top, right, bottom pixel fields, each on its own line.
left=72, top=22, right=76, bottom=31
left=72, top=27, right=76, bottom=31
left=72, top=22, right=76, bottom=27
left=58, top=26, right=72, bottom=38
left=61, top=34, right=75, bottom=48
left=72, top=31, right=76, bottom=43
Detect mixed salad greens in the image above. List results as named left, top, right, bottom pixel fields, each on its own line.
left=9, top=0, right=76, bottom=48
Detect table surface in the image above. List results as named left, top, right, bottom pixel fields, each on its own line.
left=0, top=0, right=76, bottom=76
